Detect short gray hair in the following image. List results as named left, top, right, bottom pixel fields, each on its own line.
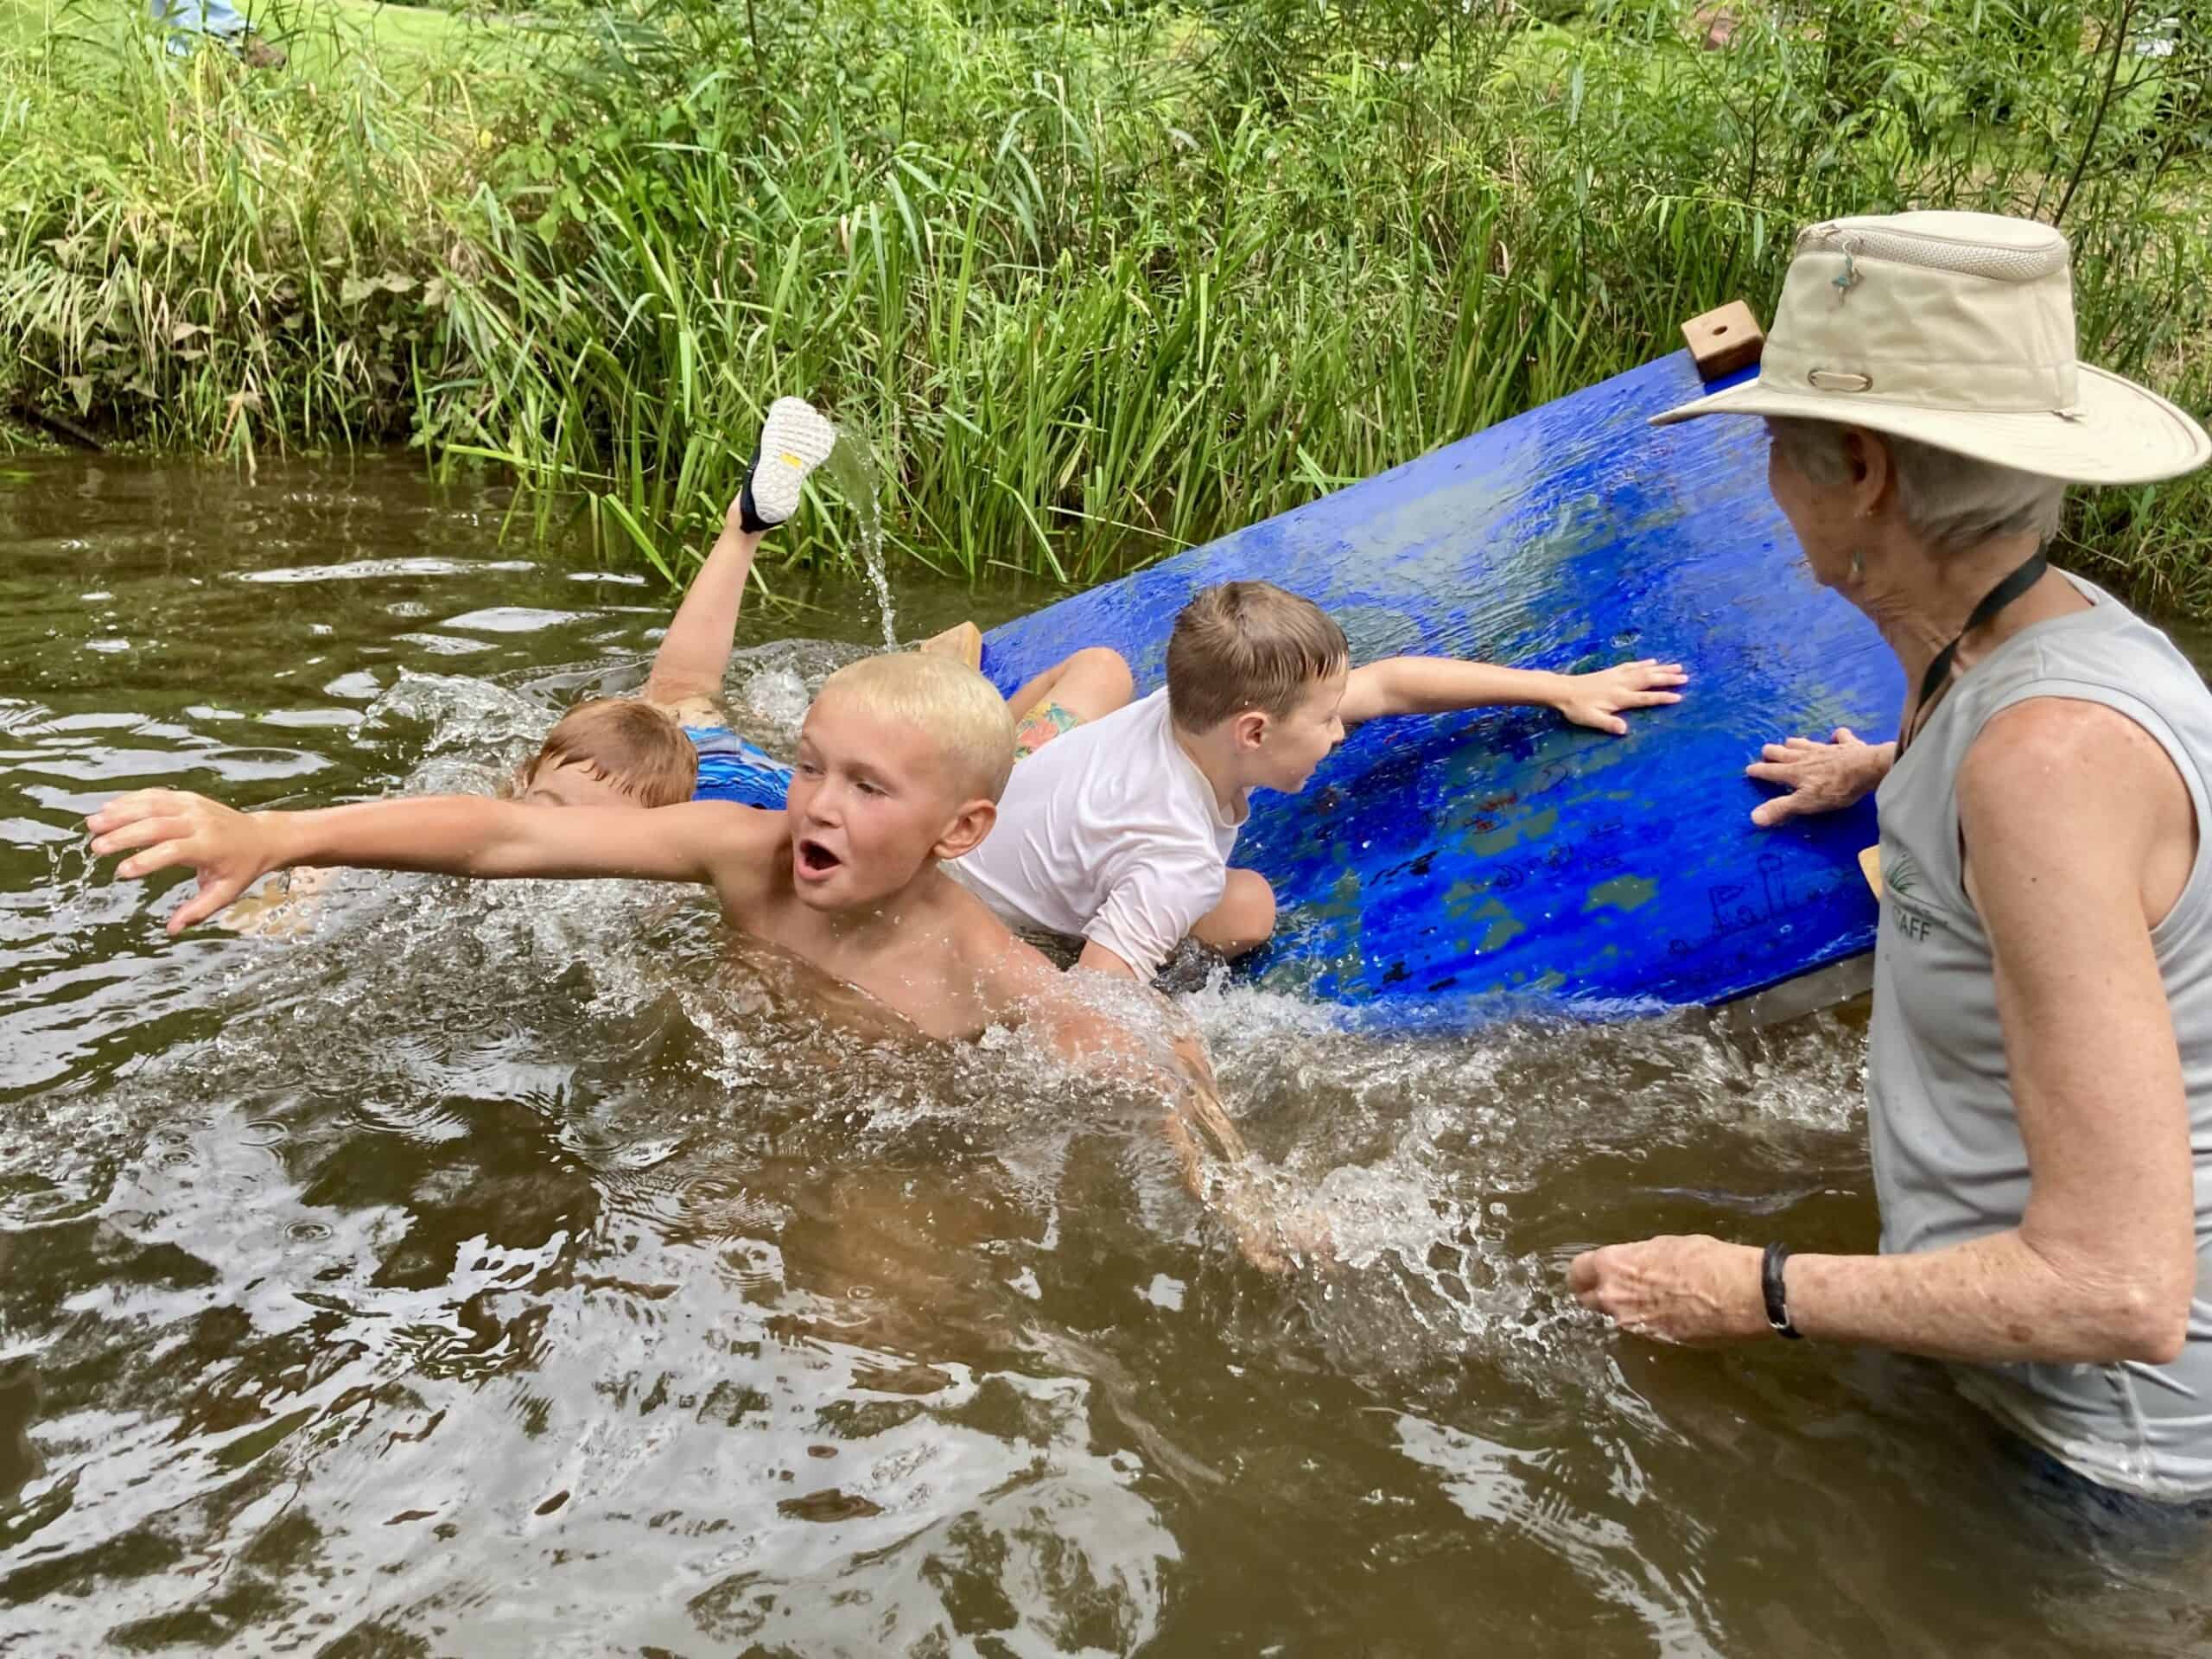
left=1764, top=417, right=2066, bottom=557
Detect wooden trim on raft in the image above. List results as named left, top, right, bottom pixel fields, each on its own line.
left=1681, top=300, right=1766, bottom=382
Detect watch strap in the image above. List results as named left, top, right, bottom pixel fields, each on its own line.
left=1762, top=1241, right=1803, bottom=1340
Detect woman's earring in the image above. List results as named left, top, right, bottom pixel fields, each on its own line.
left=1850, top=547, right=1866, bottom=578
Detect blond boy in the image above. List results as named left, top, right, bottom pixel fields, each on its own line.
left=952, top=581, right=1687, bottom=978
left=85, top=654, right=1304, bottom=1264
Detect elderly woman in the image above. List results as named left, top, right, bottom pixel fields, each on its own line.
left=1570, top=211, right=2212, bottom=1503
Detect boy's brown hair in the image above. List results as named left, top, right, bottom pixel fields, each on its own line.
left=518, top=698, right=697, bottom=806
left=1165, top=581, right=1350, bottom=732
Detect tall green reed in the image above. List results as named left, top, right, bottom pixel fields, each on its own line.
left=3, top=0, right=2208, bottom=607
left=0, top=0, right=516, bottom=463
left=421, top=0, right=2210, bottom=592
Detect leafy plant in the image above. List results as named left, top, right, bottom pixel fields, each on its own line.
left=2, top=0, right=2207, bottom=606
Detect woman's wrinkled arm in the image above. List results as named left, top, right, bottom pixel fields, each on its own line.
left=1574, top=700, right=2198, bottom=1363
left=1796, top=702, right=2195, bottom=1359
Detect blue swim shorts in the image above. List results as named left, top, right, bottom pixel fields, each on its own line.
left=684, top=726, right=792, bottom=810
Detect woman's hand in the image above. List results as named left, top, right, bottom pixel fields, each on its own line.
left=1551, top=660, right=1688, bottom=735
left=1567, top=1235, right=1768, bottom=1344
left=1745, top=727, right=1893, bottom=827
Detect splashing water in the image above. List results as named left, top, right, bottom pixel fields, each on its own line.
left=10, top=455, right=2212, bottom=1657
left=821, top=433, right=899, bottom=649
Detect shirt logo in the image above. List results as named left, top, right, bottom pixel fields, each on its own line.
left=1882, top=849, right=1945, bottom=942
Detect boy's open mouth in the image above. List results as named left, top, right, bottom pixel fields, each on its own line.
left=795, top=837, right=842, bottom=878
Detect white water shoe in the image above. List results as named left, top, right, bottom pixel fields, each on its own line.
left=738, top=397, right=837, bottom=531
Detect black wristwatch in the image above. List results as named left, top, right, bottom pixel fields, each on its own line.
left=1762, top=1242, right=1803, bottom=1340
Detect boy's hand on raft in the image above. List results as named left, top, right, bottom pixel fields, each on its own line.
left=85, top=789, right=282, bottom=935
left=1553, top=660, right=1688, bottom=735
left=1745, top=727, right=1893, bottom=827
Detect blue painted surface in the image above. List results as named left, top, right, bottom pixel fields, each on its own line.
left=976, top=350, right=1900, bottom=1022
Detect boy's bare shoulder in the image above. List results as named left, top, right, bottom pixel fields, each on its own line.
left=651, top=799, right=785, bottom=841
left=655, top=799, right=785, bottom=899
left=935, top=874, right=1058, bottom=998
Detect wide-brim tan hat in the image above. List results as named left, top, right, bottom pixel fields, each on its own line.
left=1652, top=210, right=2210, bottom=486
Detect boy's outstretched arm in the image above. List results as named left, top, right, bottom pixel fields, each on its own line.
left=1338, top=656, right=1687, bottom=734
left=85, top=789, right=768, bottom=934
left=980, top=943, right=1324, bottom=1269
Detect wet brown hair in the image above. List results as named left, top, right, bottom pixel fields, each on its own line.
left=518, top=698, right=697, bottom=807
left=1165, top=581, right=1350, bottom=732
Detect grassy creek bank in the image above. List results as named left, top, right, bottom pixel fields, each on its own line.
left=2, top=0, right=2208, bottom=608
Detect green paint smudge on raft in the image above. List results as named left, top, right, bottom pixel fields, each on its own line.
left=1582, top=875, right=1657, bottom=915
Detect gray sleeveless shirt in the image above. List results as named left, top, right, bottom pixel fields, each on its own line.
left=1869, top=574, right=2212, bottom=1498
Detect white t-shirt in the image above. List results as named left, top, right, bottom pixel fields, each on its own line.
left=950, top=689, right=1245, bottom=976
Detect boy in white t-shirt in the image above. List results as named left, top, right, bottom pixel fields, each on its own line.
left=950, top=581, right=1686, bottom=979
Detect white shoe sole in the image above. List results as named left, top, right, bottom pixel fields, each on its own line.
left=750, top=397, right=837, bottom=526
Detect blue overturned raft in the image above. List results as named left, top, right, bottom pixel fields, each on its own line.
left=975, top=350, right=1899, bottom=1020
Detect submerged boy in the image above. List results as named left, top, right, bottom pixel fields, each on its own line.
left=85, top=652, right=1308, bottom=1264
left=950, top=581, right=1687, bottom=979
left=214, top=397, right=836, bottom=931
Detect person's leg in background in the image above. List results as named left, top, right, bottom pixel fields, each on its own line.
left=149, top=0, right=286, bottom=65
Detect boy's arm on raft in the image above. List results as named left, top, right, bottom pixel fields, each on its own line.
left=642, top=498, right=763, bottom=710
left=86, top=788, right=777, bottom=933
left=1339, top=655, right=1687, bottom=734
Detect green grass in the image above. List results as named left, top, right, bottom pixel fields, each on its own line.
left=2, top=0, right=2209, bottom=607
left=0, top=0, right=525, bottom=79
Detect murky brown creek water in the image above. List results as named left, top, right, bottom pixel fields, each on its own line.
left=3, top=455, right=2209, bottom=1656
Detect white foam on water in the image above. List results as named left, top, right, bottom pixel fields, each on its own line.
left=238, top=557, right=537, bottom=583
left=440, top=607, right=592, bottom=634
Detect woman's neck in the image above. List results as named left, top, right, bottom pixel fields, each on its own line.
left=1858, top=531, right=2083, bottom=696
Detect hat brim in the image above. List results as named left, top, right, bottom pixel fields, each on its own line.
left=1649, top=363, right=2210, bottom=486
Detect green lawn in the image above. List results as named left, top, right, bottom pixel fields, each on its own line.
left=0, top=0, right=528, bottom=86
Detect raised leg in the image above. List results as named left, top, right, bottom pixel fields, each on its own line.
left=1005, top=646, right=1134, bottom=726
left=644, top=397, right=834, bottom=719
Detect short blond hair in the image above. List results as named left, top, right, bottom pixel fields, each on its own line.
left=1166, top=581, right=1350, bottom=732
left=521, top=697, right=696, bottom=806
left=814, top=652, right=1017, bottom=801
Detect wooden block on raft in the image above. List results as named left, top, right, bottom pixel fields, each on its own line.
left=1681, top=300, right=1765, bottom=381
left=918, top=620, right=984, bottom=671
